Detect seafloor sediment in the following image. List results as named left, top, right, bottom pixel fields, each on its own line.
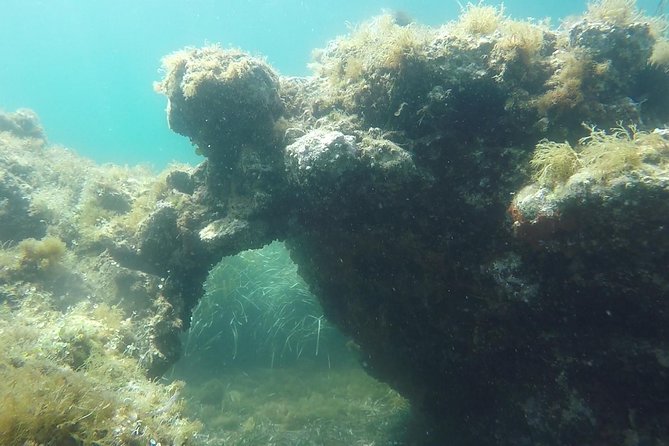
left=2, top=1, right=669, bottom=444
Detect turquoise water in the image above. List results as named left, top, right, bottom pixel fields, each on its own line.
left=0, top=0, right=661, bottom=168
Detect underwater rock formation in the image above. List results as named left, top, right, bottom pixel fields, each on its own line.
left=3, top=0, right=669, bottom=444
left=0, top=110, right=201, bottom=444
left=145, top=2, right=669, bottom=444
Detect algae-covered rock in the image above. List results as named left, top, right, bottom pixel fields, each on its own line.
left=149, top=2, right=669, bottom=443
left=0, top=108, right=44, bottom=140
left=0, top=112, right=202, bottom=444
left=0, top=297, right=201, bottom=446
left=0, top=110, right=49, bottom=243
left=0, top=169, right=47, bottom=243
left=505, top=127, right=669, bottom=444
left=284, top=129, right=420, bottom=196
left=156, top=46, right=283, bottom=160
left=284, top=129, right=359, bottom=190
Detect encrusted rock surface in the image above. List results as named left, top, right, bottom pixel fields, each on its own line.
left=146, top=6, right=669, bottom=444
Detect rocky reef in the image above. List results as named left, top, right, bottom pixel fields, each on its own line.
left=0, top=110, right=201, bottom=444
left=3, top=0, right=669, bottom=444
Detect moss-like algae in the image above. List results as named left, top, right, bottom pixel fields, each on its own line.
left=650, top=39, right=669, bottom=68
left=530, top=124, right=669, bottom=189
left=312, top=14, right=430, bottom=121
left=585, top=0, right=643, bottom=26
left=156, top=45, right=283, bottom=157
left=493, top=19, right=547, bottom=64
left=530, top=140, right=582, bottom=187
left=536, top=49, right=600, bottom=116
left=0, top=297, right=201, bottom=445
left=452, top=2, right=504, bottom=36
left=18, top=235, right=66, bottom=270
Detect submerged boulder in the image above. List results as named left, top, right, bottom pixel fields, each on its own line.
left=148, top=3, right=669, bottom=444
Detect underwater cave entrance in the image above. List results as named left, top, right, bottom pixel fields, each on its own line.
left=174, top=241, right=352, bottom=378
left=168, top=242, right=412, bottom=444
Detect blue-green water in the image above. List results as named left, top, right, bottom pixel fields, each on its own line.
left=0, top=0, right=661, bottom=168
